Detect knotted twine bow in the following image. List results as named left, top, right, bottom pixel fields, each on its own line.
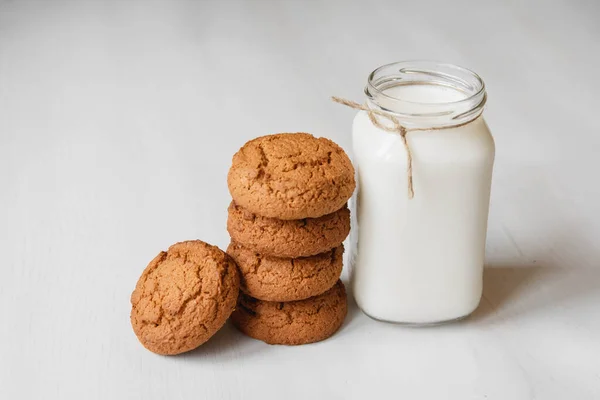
left=332, top=96, right=415, bottom=198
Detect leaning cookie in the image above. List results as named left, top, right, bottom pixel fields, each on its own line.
left=227, top=241, right=343, bottom=302
left=227, top=202, right=350, bottom=258
left=231, top=280, right=347, bottom=345
left=227, top=133, right=356, bottom=220
left=130, top=240, right=240, bottom=355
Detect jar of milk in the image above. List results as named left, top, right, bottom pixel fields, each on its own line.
left=350, top=61, right=495, bottom=324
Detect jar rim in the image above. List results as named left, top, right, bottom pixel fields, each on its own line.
left=365, top=61, right=487, bottom=126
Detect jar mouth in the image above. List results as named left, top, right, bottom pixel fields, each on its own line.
left=365, top=61, right=487, bottom=126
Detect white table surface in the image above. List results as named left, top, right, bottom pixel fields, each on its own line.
left=2, top=1, right=600, bottom=399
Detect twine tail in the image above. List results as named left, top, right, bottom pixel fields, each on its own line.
left=400, top=132, right=414, bottom=199
left=331, top=96, right=369, bottom=112
left=332, top=96, right=415, bottom=199
left=392, top=122, right=414, bottom=199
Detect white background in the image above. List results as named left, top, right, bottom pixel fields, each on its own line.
left=1, top=1, right=599, bottom=399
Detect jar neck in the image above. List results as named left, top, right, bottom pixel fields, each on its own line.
left=364, top=61, right=486, bottom=128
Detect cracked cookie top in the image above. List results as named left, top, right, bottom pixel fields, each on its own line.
left=227, top=133, right=355, bottom=220
left=130, top=240, right=240, bottom=355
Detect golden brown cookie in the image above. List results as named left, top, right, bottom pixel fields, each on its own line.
left=231, top=280, right=347, bottom=345
left=227, top=241, right=344, bottom=302
left=227, top=201, right=350, bottom=258
left=130, top=240, right=240, bottom=355
left=227, top=133, right=355, bottom=220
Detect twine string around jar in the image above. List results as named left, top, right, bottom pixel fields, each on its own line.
left=332, top=95, right=481, bottom=199
left=331, top=96, right=415, bottom=198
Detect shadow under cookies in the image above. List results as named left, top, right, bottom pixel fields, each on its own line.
left=183, top=322, right=266, bottom=362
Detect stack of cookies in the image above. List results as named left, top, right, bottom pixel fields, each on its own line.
left=226, top=133, right=356, bottom=345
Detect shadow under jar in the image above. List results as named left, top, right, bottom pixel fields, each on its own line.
left=350, top=61, right=495, bottom=325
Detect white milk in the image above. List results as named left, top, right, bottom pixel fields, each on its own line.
left=351, top=63, right=495, bottom=324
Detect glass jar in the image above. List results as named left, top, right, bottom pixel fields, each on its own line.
left=350, top=61, right=495, bottom=324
